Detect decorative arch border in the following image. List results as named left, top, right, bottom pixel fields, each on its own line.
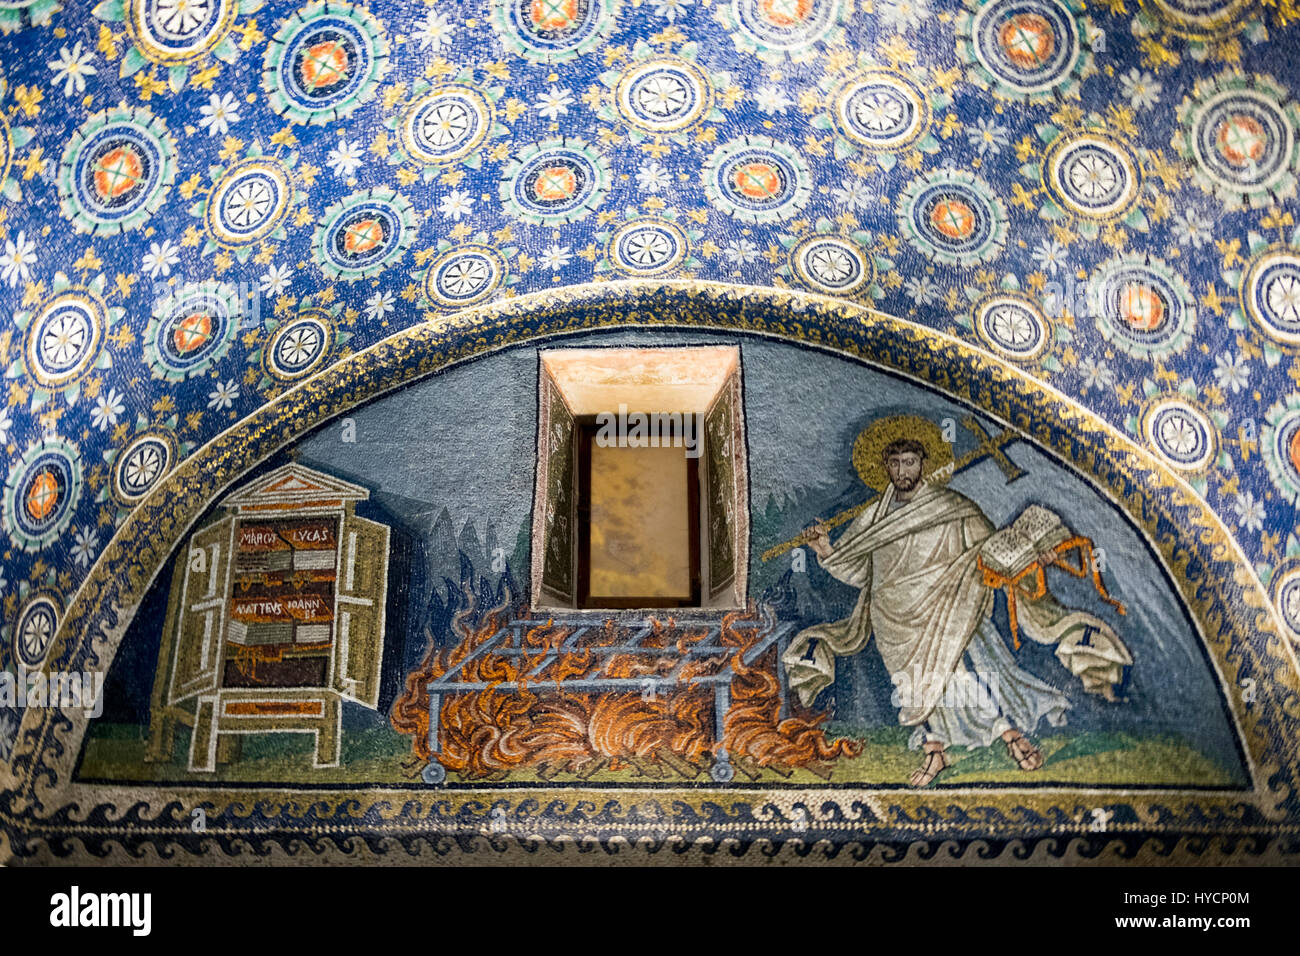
left=3, top=280, right=1299, bottom=864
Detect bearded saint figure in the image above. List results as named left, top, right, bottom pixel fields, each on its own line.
left=781, top=434, right=1131, bottom=788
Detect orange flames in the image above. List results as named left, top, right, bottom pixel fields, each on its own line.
left=390, top=594, right=862, bottom=781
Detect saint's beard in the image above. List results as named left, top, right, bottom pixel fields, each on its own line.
left=892, top=474, right=919, bottom=493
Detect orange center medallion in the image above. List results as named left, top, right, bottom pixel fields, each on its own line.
left=999, top=13, right=1055, bottom=69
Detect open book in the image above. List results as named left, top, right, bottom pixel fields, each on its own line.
left=980, top=504, right=1073, bottom=577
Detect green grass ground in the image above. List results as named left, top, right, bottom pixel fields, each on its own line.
left=77, top=722, right=1242, bottom=788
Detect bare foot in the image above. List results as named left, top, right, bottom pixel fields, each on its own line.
left=1002, top=729, right=1043, bottom=771
left=909, top=743, right=951, bottom=787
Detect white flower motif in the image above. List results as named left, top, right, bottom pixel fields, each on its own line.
left=754, top=85, right=793, bottom=115
left=636, top=162, right=671, bottom=193
left=540, top=244, right=573, bottom=270
left=71, top=526, right=98, bottom=567
left=1233, top=491, right=1265, bottom=533
left=260, top=264, right=292, bottom=296
left=92, top=387, right=125, bottom=430
left=1079, top=356, right=1115, bottom=392
left=905, top=275, right=939, bottom=305
left=142, top=239, right=181, bottom=278
left=414, top=10, right=455, bottom=51
left=207, top=379, right=239, bottom=411
left=724, top=239, right=759, bottom=265
left=1172, top=209, right=1214, bottom=250
left=1119, top=69, right=1162, bottom=111
left=831, top=180, right=872, bottom=210
left=651, top=0, right=692, bottom=21
left=1212, top=352, right=1250, bottom=393
left=0, top=230, right=36, bottom=288
left=438, top=189, right=475, bottom=221
left=365, top=290, right=395, bottom=321
left=878, top=0, right=930, bottom=30
left=536, top=85, right=575, bottom=120
left=47, top=41, right=97, bottom=98
left=327, top=138, right=365, bottom=179
left=198, top=92, right=241, bottom=137
left=968, top=117, right=1009, bottom=156
left=0, top=408, right=11, bottom=444
left=1031, top=239, right=1067, bottom=275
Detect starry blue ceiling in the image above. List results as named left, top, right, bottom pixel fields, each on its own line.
left=2, top=0, right=1300, bottom=648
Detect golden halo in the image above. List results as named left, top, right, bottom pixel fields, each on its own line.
left=852, top=415, right=955, bottom=492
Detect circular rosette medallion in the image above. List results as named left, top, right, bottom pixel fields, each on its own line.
left=960, top=0, right=1089, bottom=103
left=608, top=220, right=688, bottom=276
left=262, top=1, right=388, bottom=125
left=1089, top=255, right=1196, bottom=359
left=1175, top=72, right=1300, bottom=210
left=1044, top=133, right=1140, bottom=221
left=205, top=156, right=293, bottom=248
left=264, top=311, right=332, bottom=382
left=500, top=140, right=610, bottom=227
left=614, top=58, right=713, bottom=136
left=1262, top=396, right=1300, bottom=504
left=57, top=106, right=176, bottom=235
left=400, top=86, right=492, bottom=165
left=721, top=0, right=846, bottom=60
left=790, top=235, right=873, bottom=295
left=0, top=112, right=13, bottom=189
left=1243, top=249, right=1300, bottom=346
left=974, top=294, right=1050, bottom=360
left=144, top=282, right=241, bottom=382
left=831, top=70, right=929, bottom=152
left=1136, top=0, right=1260, bottom=41
left=314, top=188, right=415, bottom=281
left=1141, top=399, right=1217, bottom=472
left=23, top=292, right=107, bottom=391
left=3, top=439, right=81, bottom=553
left=111, top=430, right=176, bottom=507
left=423, top=245, right=507, bottom=307
left=13, top=594, right=60, bottom=670
left=490, top=0, right=619, bottom=62
left=898, top=169, right=1006, bottom=266
left=1271, top=563, right=1300, bottom=641
left=0, top=0, right=63, bottom=36
left=124, top=0, right=239, bottom=65
left=703, top=137, right=812, bottom=224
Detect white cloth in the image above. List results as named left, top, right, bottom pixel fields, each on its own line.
left=781, top=482, right=1129, bottom=733
left=1017, top=590, right=1133, bottom=702
left=910, top=617, right=1069, bottom=750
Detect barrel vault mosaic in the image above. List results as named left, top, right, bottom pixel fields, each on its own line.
left=0, top=0, right=1299, bottom=864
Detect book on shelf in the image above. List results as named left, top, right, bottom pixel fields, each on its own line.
left=226, top=620, right=295, bottom=647
left=292, top=549, right=336, bottom=571
left=294, top=623, right=332, bottom=645
left=234, top=551, right=292, bottom=573
left=980, top=504, right=1073, bottom=578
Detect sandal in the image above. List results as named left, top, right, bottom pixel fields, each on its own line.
left=1003, top=730, right=1044, bottom=771
left=908, top=744, right=951, bottom=787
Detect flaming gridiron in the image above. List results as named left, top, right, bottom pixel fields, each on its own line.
left=390, top=589, right=862, bottom=781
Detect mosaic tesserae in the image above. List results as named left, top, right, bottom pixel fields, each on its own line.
left=0, top=0, right=1299, bottom=864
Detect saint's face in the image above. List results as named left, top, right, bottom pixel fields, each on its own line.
left=886, top=452, right=923, bottom=493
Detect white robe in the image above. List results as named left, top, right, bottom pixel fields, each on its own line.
left=781, top=481, right=1129, bottom=743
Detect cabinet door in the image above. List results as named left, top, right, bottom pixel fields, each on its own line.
left=333, top=513, right=390, bottom=710
left=705, top=373, right=739, bottom=600
left=538, top=370, right=577, bottom=604
left=167, top=516, right=233, bottom=706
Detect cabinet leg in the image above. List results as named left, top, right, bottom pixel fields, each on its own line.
left=188, top=697, right=219, bottom=773
left=144, top=713, right=175, bottom=764
left=314, top=696, right=341, bottom=768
